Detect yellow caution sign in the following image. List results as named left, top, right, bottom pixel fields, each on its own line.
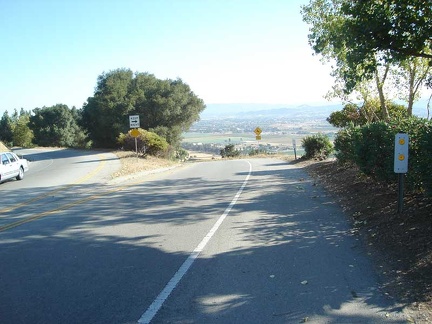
left=130, top=128, right=140, bottom=138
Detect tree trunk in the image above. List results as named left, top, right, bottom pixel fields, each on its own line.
left=374, top=69, right=389, bottom=121
left=407, top=61, right=416, bottom=116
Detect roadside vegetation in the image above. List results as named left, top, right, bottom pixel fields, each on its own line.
left=0, top=69, right=205, bottom=161
left=301, top=133, right=333, bottom=160
left=220, top=144, right=241, bottom=158
left=300, top=1, right=432, bottom=318
left=299, top=0, right=432, bottom=195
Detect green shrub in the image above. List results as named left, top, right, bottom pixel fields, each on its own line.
left=175, top=148, right=189, bottom=161
left=117, top=128, right=169, bottom=157
left=353, top=122, right=395, bottom=181
left=248, top=148, right=267, bottom=156
left=418, top=124, right=432, bottom=194
left=220, top=144, right=241, bottom=158
left=389, top=117, right=432, bottom=193
left=301, top=133, right=333, bottom=160
left=334, top=116, right=432, bottom=194
left=334, top=125, right=361, bottom=164
left=327, top=103, right=367, bottom=128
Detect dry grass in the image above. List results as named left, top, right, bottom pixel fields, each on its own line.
left=112, top=151, right=178, bottom=178
left=0, top=141, right=9, bottom=152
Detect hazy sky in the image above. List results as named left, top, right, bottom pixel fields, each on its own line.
left=0, top=0, right=336, bottom=115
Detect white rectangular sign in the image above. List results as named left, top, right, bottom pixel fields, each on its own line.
left=129, top=115, right=140, bottom=128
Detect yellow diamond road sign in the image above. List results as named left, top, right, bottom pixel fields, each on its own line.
left=254, top=127, right=262, bottom=136
left=130, top=128, right=140, bottom=138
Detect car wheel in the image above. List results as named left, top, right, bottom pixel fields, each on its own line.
left=16, top=167, right=24, bottom=180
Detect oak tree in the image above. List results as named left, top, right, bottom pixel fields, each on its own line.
left=81, top=69, right=205, bottom=148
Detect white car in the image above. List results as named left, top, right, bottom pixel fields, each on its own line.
left=0, top=152, right=29, bottom=183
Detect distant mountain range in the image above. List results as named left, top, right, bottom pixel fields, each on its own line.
left=202, top=101, right=430, bottom=119
left=202, top=103, right=343, bottom=119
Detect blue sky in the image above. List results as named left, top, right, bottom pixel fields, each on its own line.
left=0, top=0, right=335, bottom=115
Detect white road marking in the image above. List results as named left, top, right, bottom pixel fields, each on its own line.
left=138, top=160, right=252, bottom=324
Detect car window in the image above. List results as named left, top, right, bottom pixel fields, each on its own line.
left=1, top=154, right=10, bottom=165
left=6, top=153, right=16, bottom=163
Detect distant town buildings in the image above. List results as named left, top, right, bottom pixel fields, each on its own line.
left=182, top=115, right=336, bottom=156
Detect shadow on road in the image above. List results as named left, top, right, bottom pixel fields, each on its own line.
left=0, top=159, right=408, bottom=323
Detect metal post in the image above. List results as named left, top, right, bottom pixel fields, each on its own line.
left=135, top=137, right=138, bottom=157
left=398, top=173, right=404, bottom=213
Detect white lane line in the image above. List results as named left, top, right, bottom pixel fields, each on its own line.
left=138, top=160, right=252, bottom=324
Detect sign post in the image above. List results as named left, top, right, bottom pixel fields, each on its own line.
left=394, top=133, right=409, bottom=213
left=292, top=138, right=297, bottom=160
left=129, top=115, right=140, bottom=156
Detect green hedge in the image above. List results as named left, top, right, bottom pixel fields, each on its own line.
left=334, top=116, right=432, bottom=194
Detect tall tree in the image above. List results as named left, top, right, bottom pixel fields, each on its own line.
left=13, top=114, right=33, bottom=147
left=30, top=104, right=84, bottom=147
left=392, top=57, right=431, bottom=115
left=81, top=69, right=206, bottom=148
left=81, top=69, right=135, bottom=148
left=131, top=75, right=206, bottom=145
left=11, top=109, right=19, bottom=123
left=301, top=0, right=391, bottom=118
left=335, top=0, right=432, bottom=89
left=0, top=111, right=14, bottom=144
left=301, top=0, right=432, bottom=118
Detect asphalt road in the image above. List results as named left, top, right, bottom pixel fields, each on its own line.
left=0, top=154, right=409, bottom=323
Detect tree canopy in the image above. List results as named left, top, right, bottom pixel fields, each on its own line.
left=301, top=0, right=432, bottom=119
left=0, top=111, right=14, bottom=144
left=81, top=69, right=206, bottom=148
left=29, top=104, right=85, bottom=147
left=13, top=113, right=33, bottom=147
left=0, top=109, right=33, bottom=147
left=341, top=1, right=432, bottom=62
left=303, top=0, right=432, bottom=88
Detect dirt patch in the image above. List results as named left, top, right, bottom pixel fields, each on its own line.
left=188, top=151, right=219, bottom=161
left=0, top=141, right=10, bottom=152
left=302, top=159, right=432, bottom=322
left=112, top=151, right=178, bottom=178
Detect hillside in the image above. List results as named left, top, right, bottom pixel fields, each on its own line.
left=201, top=102, right=430, bottom=120
left=201, top=103, right=342, bottom=119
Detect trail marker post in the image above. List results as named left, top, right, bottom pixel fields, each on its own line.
left=394, top=133, right=409, bottom=213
